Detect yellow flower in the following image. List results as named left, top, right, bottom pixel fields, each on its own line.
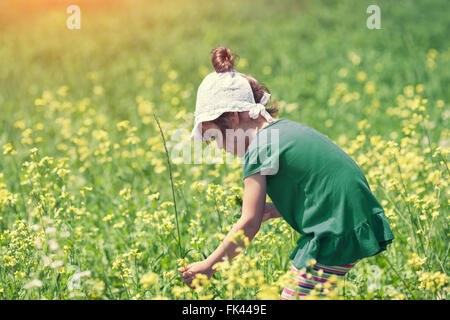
left=140, top=272, right=158, bottom=289
left=177, top=257, right=188, bottom=268
left=191, top=273, right=209, bottom=289
left=262, top=66, right=272, bottom=75
left=348, top=51, right=361, bottom=65
left=93, top=85, right=104, bottom=95
left=257, top=284, right=280, bottom=300
left=357, top=71, right=367, bottom=82
left=338, top=68, right=348, bottom=78
left=148, top=192, right=160, bottom=201
left=2, top=143, right=16, bottom=155
left=237, top=58, right=248, bottom=68
left=364, top=81, right=376, bottom=95
left=57, top=85, right=69, bottom=97
left=14, top=120, right=26, bottom=130
left=152, top=295, right=170, bottom=300
left=168, top=70, right=178, bottom=80
left=116, top=120, right=130, bottom=131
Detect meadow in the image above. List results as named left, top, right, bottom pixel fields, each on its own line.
left=0, top=0, right=448, bottom=299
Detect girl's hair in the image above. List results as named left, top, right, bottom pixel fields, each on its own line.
left=208, top=46, right=279, bottom=136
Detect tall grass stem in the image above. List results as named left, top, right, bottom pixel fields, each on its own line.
left=153, top=113, right=183, bottom=258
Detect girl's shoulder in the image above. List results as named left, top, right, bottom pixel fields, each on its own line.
left=259, top=118, right=311, bottom=140
left=265, top=118, right=309, bottom=130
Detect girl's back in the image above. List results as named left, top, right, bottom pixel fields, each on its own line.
left=243, top=118, right=394, bottom=268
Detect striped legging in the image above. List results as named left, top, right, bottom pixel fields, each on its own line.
left=280, top=260, right=359, bottom=300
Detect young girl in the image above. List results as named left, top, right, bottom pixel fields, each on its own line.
left=179, top=46, right=395, bottom=299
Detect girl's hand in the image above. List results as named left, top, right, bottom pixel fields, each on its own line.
left=261, top=202, right=281, bottom=222
left=179, top=260, right=214, bottom=288
left=261, top=207, right=273, bottom=222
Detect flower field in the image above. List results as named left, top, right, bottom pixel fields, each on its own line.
left=0, top=0, right=448, bottom=299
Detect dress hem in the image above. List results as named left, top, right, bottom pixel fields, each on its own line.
left=290, top=210, right=395, bottom=270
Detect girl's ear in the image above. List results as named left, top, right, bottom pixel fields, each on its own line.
left=230, top=112, right=240, bottom=129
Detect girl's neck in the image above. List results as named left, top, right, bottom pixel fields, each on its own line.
left=256, top=118, right=273, bottom=133
left=245, top=117, right=279, bottom=153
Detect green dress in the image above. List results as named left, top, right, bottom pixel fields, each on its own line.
left=242, top=118, right=395, bottom=270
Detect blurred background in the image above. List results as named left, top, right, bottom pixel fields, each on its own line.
left=1, top=0, right=448, bottom=138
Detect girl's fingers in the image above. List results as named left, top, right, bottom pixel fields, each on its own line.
left=183, top=275, right=194, bottom=283
left=178, top=264, right=192, bottom=273
left=182, top=273, right=191, bottom=280
left=182, top=271, right=197, bottom=282
left=183, top=276, right=195, bottom=287
left=182, top=270, right=194, bottom=279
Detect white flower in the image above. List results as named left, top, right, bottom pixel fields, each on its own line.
left=60, top=231, right=71, bottom=238
left=50, top=260, right=64, bottom=269
left=48, top=239, right=59, bottom=251
left=42, top=255, right=51, bottom=266
left=45, top=227, right=57, bottom=234
left=24, top=279, right=43, bottom=289
left=71, top=270, right=91, bottom=281
left=68, top=269, right=91, bottom=291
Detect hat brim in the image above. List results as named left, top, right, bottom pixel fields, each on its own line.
left=190, top=101, right=263, bottom=141
left=190, top=122, right=203, bottom=141
left=190, top=111, right=227, bottom=141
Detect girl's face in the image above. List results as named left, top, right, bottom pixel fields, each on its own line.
left=201, top=120, right=249, bottom=157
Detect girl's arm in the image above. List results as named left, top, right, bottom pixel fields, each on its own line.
left=180, top=172, right=267, bottom=287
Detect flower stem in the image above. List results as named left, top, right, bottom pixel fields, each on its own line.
left=153, top=113, right=183, bottom=258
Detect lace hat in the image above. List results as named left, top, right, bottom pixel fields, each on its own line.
left=190, top=68, right=274, bottom=141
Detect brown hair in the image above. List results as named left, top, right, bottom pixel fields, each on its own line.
left=209, top=46, right=279, bottom=135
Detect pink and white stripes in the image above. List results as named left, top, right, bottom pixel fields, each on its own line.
left=280, top=260, right=359, bottom=300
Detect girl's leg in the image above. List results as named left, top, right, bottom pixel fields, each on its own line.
left=280, top=260, right=360, bottom=300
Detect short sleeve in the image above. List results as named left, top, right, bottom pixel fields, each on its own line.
left=242, top=131, right=280, bottom=179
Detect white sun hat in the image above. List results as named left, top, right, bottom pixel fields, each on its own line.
left=190, top=68, right=274, bottom=141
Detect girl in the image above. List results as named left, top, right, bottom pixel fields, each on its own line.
left=179, top=46, right=395, bottom=299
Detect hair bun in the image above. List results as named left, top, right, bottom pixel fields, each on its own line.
left=211, top=46, right=236, bottom=73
